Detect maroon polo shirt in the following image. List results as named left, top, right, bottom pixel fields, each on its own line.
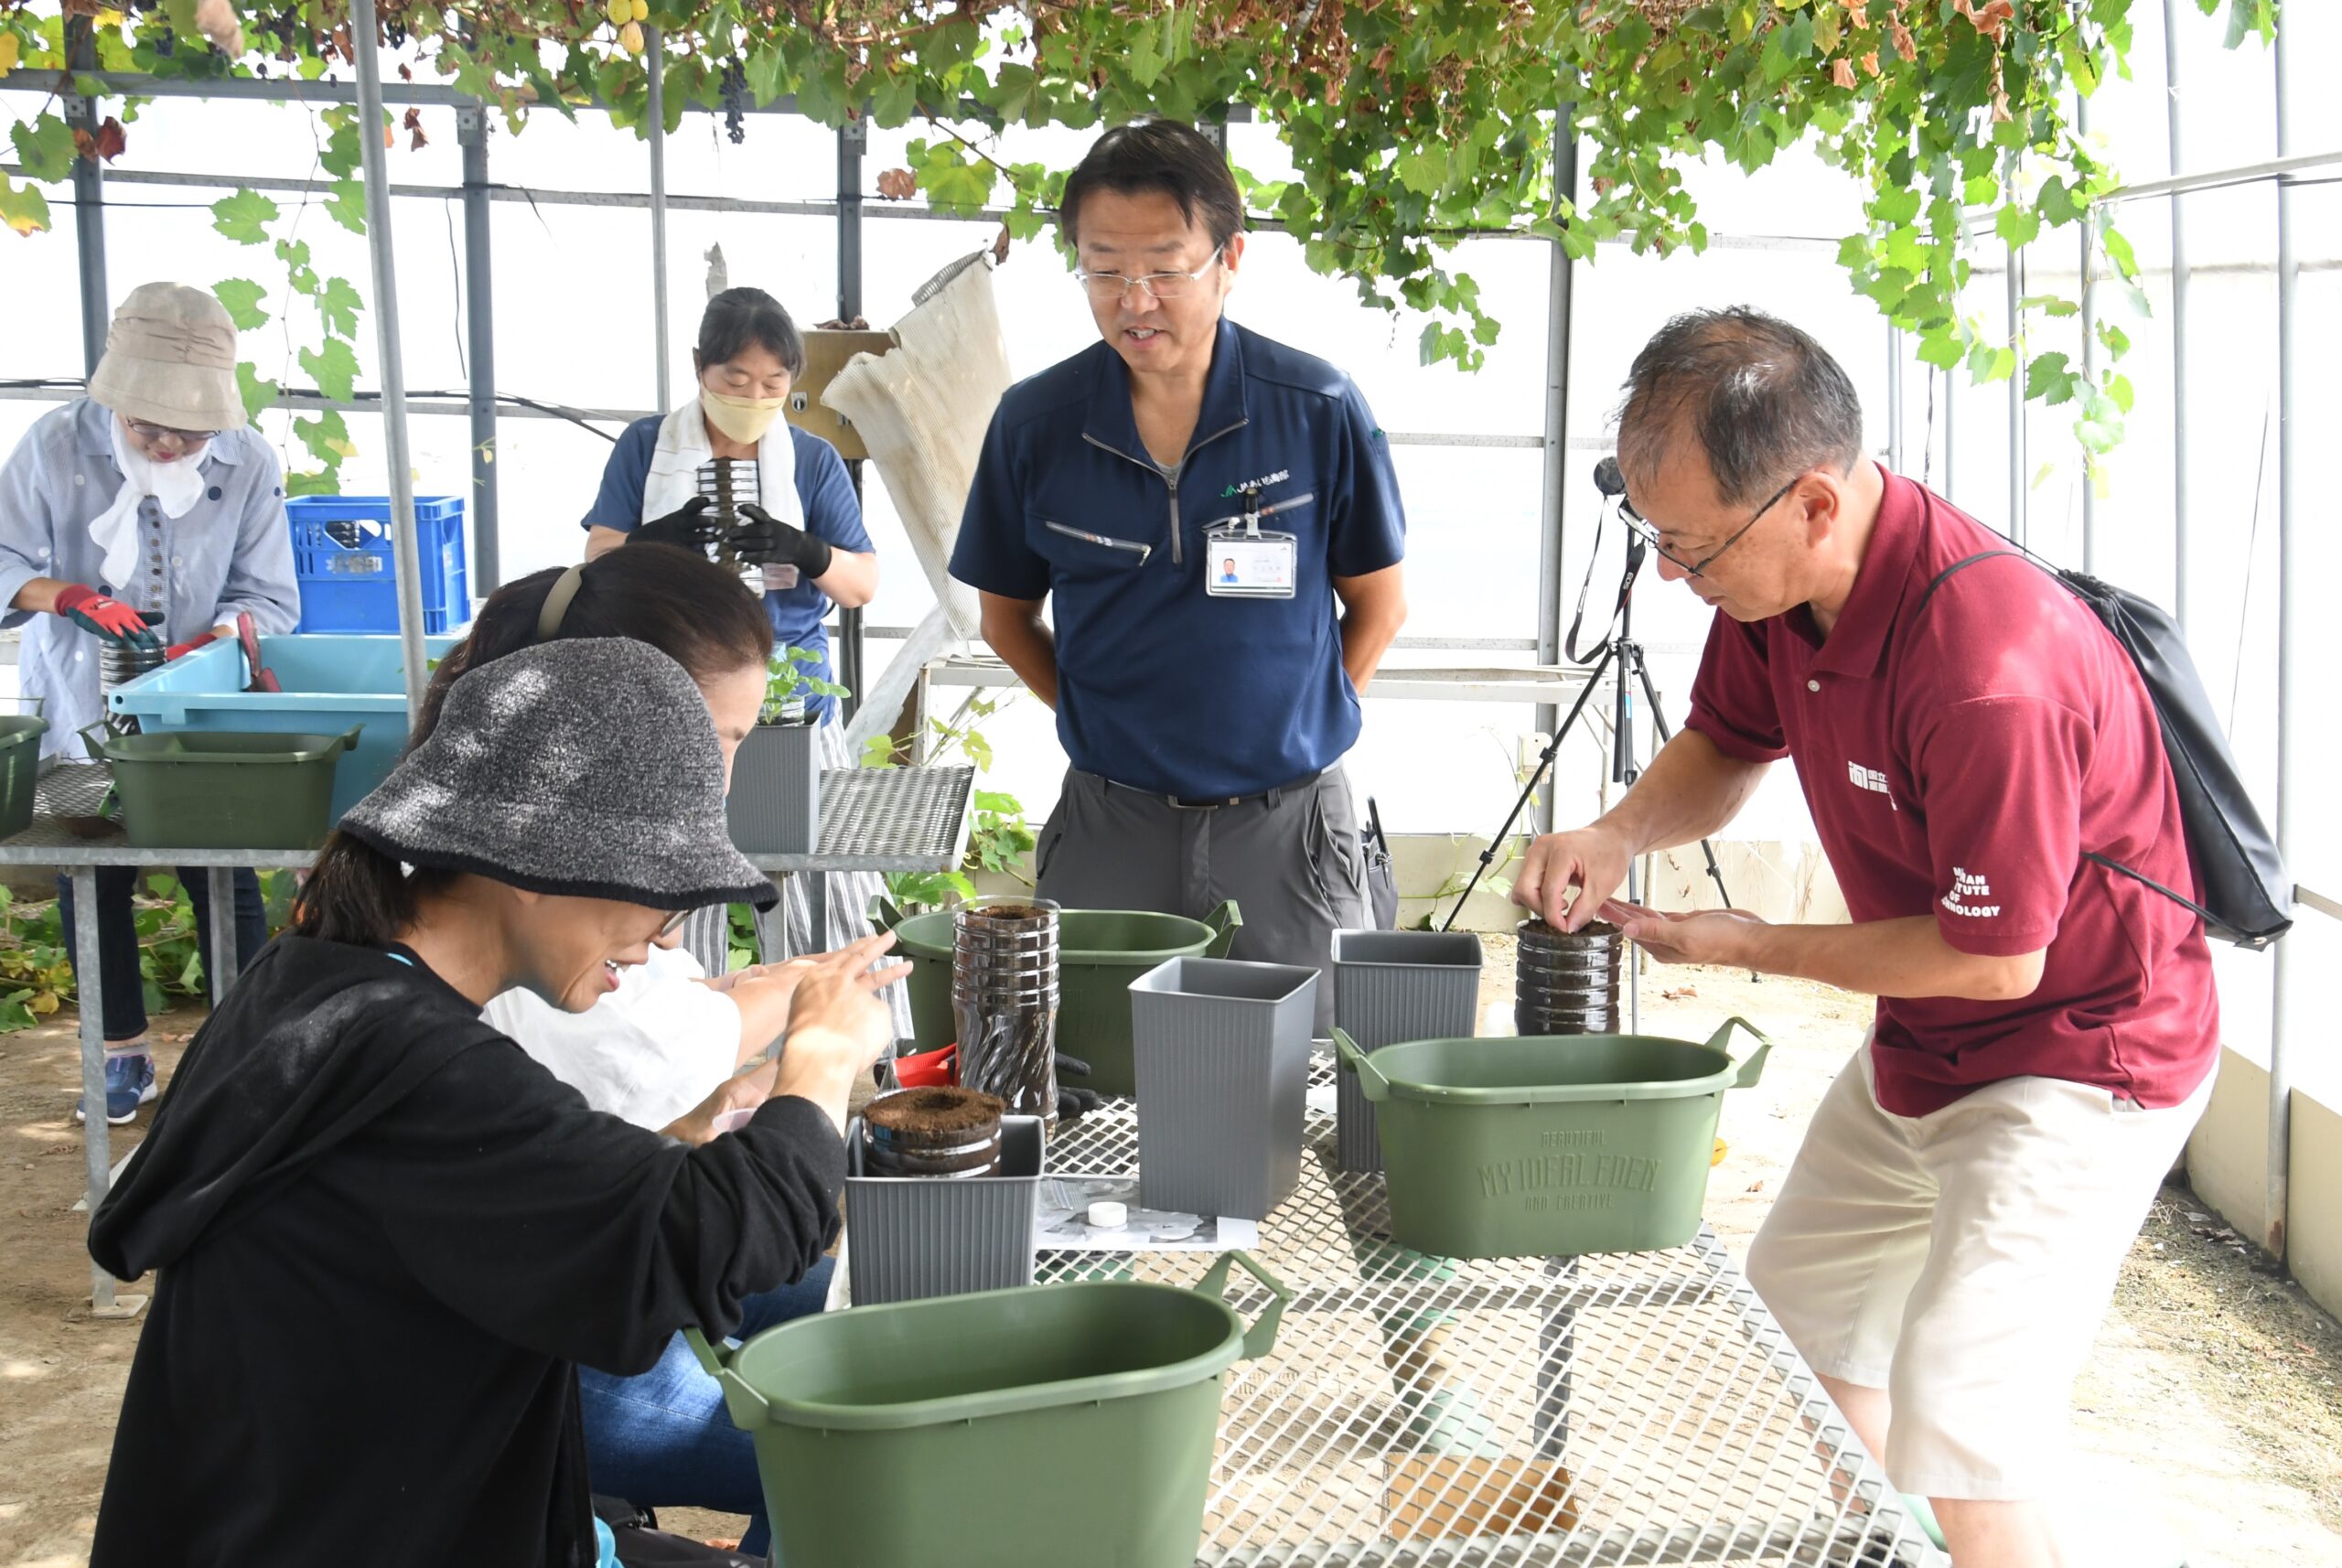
left=1684, top=467, right=2218, bottom=1116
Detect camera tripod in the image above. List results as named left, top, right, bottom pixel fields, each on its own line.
left=1444, top=476, right=1735, bottom=1016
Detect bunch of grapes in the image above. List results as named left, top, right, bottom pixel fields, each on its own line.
left=721, top=58, right=747, bottom=145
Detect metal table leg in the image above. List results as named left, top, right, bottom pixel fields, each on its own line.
left=74, top=867, right=145, bottom=1317
left=207, top=866, right=240, bottom=1004
left=811, top=871, right=830, bottom=951
left=754, top=875, right=790, bottom=964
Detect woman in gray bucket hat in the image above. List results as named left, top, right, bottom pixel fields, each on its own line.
left=83, top=635, right=908, bottom=1568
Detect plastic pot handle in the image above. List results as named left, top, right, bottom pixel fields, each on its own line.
left=1702, top=1015, right=1774, bottom=1090
left=1333, top=1028, right=1391, bottom=1103
left=76, top=721, right=113, bottom=757
left=336, top=725, right=362, bottom=754
left=869, top=896, right=905, bottom=935
left=682, top=1326, right=773, bottom=1425
left=1196, top=1250, right=1293, bottom=1362
left=1203, top=899, right=1244, bottom=959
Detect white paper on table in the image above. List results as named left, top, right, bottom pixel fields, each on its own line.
left=1034, top=1176, right=1261, bottom=1253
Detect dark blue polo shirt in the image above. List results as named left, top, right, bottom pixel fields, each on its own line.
left=583, top=419, right=873, bottom=723
left=950, top=319, right=1407, bottom=800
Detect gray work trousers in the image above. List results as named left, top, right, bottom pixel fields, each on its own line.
left=1036, top=766, right=1370, bottom=1031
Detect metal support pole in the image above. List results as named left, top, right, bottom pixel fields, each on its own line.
left=2078, top=99, right=2097, bottom=575
left=647, top=28, right=671, bottom=414
left=349, top=0, right=431, bottom=724
left=2267, top=25, right=2297, bottom=1262
left=73, top=868, right=113, bottom=1312
left=457, top=104, right=500, bottom=592
left=65, top=18, right=108, bottom=372
left=837, top=118, right=867, bottom=724
left=206, top=867, right=240, bottom=1003
left=2163, top=0, right=2193, bottom=637
left=1942, top=365, right=1956, bottom=504
left=2005, top=236, right=2025, bottom=547
left=1533, top=117, right=1579, bottom=838
left=1885, top=328, right=1905, bottom=473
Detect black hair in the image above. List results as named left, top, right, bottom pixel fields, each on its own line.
left=695, top=286, right=806, bottom=379
left=1058, top=119, right=1245, bottom=252
left=1614, top=306, right=1865, bottom=506
left=293, top=546, right=773, bottom=947
left=409, top=544, right=773, bottom=749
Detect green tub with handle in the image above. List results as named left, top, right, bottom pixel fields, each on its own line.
left=687, top=1250, right=1289, bottom=1568
left=872, top=898, right=1242, bottom=1095
left=1336, top=1017, right=1771, bottom=1259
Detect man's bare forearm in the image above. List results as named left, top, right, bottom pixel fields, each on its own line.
left=1597, top=730, right=1768, bottom=855
left=977, top=593, right=1059, bottom=710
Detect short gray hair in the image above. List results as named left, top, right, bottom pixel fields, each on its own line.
left=1613, top=307, right=1864, bottom=507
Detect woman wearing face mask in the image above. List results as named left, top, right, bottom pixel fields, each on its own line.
left=0, top=281, right=299, bottom=1125
left=581, top=286, right=900, bottom=1023
left=86, top=632, right=908, bottom=1568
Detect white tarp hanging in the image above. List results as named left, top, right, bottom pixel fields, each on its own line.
left=822, top=249, right=1009, bottom=643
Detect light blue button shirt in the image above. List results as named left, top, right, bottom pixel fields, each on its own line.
left=0, top=398, right=301, bottom=758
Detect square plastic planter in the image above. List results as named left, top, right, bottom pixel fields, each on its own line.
left=1332, top=929, right=1485, bottom=1174
left=843, top=1115, right=1044, bottom=1305
left=727, top=720, right=822, bottom=854
left=1130, top=958, right=1317, bottom=1221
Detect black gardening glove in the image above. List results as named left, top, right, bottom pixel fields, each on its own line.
left=733, top=502, right=834, bottom=580
left=633, top=494, right=720, bottom=552
left=1051, top=1049, right=1105, bottom=1122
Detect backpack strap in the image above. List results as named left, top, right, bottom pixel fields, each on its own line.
left=1915, top=549, right=2026, bottom=617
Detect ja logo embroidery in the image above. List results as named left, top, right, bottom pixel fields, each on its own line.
left=1221, top=468, right=1291, bottom=499
left=1942, top=867, right=2001, bottom=918
left=1847, top=760, right=1897, bottom=811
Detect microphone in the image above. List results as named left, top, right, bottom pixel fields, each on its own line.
left=1593, top=456, right=1627, bottom=498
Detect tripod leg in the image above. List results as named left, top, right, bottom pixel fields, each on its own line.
left=1628, top=646, right=1735, bottom=910
left=1442, top=649, right=1617, bottom=931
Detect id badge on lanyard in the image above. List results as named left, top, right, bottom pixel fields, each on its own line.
left=1202, top=489, right=1311, bottom=600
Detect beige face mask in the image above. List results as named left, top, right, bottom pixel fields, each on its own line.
left=701, top=388, right=786, bottom=445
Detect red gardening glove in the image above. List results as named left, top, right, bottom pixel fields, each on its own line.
left=52, top=585, right=161, bottom=651
left=165, top=631, right=223, bottom=661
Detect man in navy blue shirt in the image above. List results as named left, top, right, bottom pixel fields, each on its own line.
left=950, top=120, right=1410, bottom=1026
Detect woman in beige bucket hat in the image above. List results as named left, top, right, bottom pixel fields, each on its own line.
left=0, top=281, right=301, bottom=1122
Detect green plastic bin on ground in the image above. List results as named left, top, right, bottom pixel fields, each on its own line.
left=1337, top=1018, right=1770, bottom=1259
left=688, top=1251, right=1288, bottom=1568
left=0, top=709, right=48, bottom=840
left=872, top=899, right=1242, bottom=1095
left=81, top=725, right=358, bottom=851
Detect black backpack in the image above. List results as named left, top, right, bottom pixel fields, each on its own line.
left=1918, top=547, right=2291, bottom=950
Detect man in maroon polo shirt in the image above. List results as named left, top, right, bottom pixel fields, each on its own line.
left=1516, top=308, right=2216, bottom=1568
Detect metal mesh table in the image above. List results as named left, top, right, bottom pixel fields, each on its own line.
left=1035, top=1058, right=1950, bottom=1568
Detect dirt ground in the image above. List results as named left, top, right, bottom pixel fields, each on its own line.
left=3, top=948, right=2339, bottom=1565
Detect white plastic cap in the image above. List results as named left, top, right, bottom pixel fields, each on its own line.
left=1087, top=1199, right=1129, bottom=1229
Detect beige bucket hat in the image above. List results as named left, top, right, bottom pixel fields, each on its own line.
left=86, top=282, right=247, bottom=434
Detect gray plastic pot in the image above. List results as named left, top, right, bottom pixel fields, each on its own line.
left=843, top=1115, right=1045, bottom=1305
left=1331, top=929, right=1485, bottom=1174
left=1129, top=957, right=1317, bottom=1221
left=727, top=720, right=821, bottom=854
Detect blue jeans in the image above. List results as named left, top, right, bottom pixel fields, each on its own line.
left=58, top=867, right=267, bottom=1042
left=577, top=1258, right=834, bottom=1560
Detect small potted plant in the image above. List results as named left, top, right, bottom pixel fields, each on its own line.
left=726, top=646, right=847, bottom=855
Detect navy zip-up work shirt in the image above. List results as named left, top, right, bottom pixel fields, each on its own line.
left=950, top=318, right=1407, bottom=800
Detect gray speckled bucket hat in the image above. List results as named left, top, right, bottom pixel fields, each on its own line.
left=340, top=637, right=778, bottom=911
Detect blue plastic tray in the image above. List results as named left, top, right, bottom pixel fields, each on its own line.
left=108, top=634, right=460, bottom=822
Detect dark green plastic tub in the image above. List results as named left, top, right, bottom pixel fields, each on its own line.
left=1336, top=1017, right=1770, bottom=1259
left=0, top=708, right=48, bottom=841
left=688, top=1251, right=1288, bottom=1568
left=873, top=898, right=1241, bottom=1094
left=82, top=724, right=358, bottom=850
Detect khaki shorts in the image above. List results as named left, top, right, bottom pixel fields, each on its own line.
left=1746, top=1040, right=2214, bottom=1500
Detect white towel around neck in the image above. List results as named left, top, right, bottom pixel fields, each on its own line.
left=638, top=398, right=802, bottom=532
left=93, top=417, right=210, bottom=596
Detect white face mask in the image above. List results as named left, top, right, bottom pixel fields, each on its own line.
left=701, top=389, right=786, bottom=446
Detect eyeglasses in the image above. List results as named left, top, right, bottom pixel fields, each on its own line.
left=124, top=419, right=217, bottom=446
left=1617, top=471, right=1804, bottom=579
left=657, top=908, right=693, bottom=940
left=1073, top=254, right=1225, bottom=303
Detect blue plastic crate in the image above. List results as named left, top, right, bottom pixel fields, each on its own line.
left=109, top=634, right=462, bottom=823
left=286, top=495, right=469, bottom=635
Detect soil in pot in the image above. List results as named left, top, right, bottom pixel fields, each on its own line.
left=862, top=1086, right=1006, bottom=1176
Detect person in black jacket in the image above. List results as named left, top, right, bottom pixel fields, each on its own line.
left=86, top=634, right=907, bottom=1568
